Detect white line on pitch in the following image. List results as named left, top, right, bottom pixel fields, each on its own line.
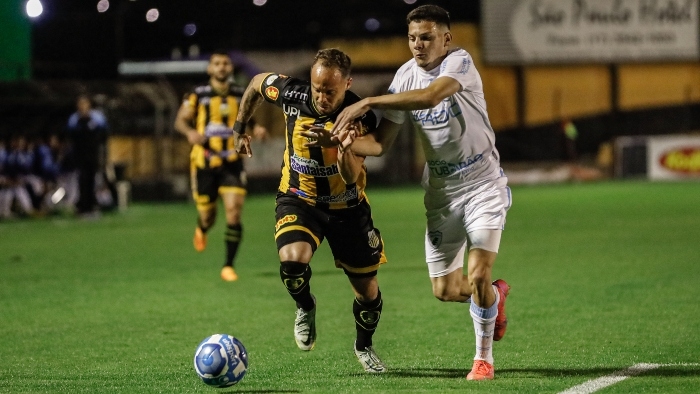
left=557, top=363, right=700, bottom=394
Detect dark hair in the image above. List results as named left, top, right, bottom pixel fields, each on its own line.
left=210, top=49, right=231, bottom=60
left=407, top=5, right=451, bottom=29
left=313, top=48, right=352, bottom=78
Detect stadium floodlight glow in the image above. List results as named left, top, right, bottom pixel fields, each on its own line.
left=26, top=0, right=43, bottom=18
left=146, top=8, right=159, bottom=22
left=253, top=0, right=267, bottom=6
left=365, top=18, right=380, bottom=32
left=97, top=0, right=110, bottom=13
left=184, top=23, right=197, bottom=37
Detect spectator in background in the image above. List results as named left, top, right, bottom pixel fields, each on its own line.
left=0, top=138, right=9, bottom=219
left=2, top=134, right=36, bottom=217
left=66, top=95, right=108, bottom=217
left=28, top=134, right=59, bottom=213
left=47, top=133, right=79, bottom=213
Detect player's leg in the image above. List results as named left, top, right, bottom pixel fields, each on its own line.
left=463, top=175, right=512, bottom=381
left=275, top=196, right=323, bottom=351
left=425, top=198, right=471, bottom=302
left=219, top=188, right=245, bottom=281
left=218, top=164, right=248, bottom=281
left=347, top=273, right=386, bottom=373
left=191, top=166, right=217, bottom=252
left=328, top=200, right=387, bottom=373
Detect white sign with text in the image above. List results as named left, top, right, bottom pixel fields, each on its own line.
left=483, top=0, right=699, bottom=63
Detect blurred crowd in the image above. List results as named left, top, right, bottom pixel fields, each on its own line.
left=0, top=95, right=116, bottom=221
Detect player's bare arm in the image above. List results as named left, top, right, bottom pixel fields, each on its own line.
left=174, top=104, right=207, bottom=145
left=337, top=132, right=365, bottom=185
left=349, top=119, right=402, bottom=157
left=331, top=76, right=461, bottom=134
left=233, top=73, right=268, bottom=156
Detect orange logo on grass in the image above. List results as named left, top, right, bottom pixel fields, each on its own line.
left=275, top=214, right=297, bottom=231
left=265, top=86, right=279, bottom=100
left=659, top=148, right=700, bottom=174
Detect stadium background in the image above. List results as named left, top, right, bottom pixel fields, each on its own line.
left=2, top=1, right=700, bottom=393
left=2, top=0, right=699, bottom=201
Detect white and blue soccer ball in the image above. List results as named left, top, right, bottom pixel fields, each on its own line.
left=193, top=334, right=248, bottom=388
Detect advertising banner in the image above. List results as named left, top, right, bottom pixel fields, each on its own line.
left=647, top=134, right=700, bottom=180
left=482, top=0, right=700, bottom=64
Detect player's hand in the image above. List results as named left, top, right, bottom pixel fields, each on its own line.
left=186, top=130, right=207, bottom=146
left=329, top=99, right=370, bottom=135
left=252, top=124, right=269, bottom=141
left=233, top=133, right=253, bottom=157
left=301, top=125, right=340, bottom=148
left=337, top=124, right=358, bottom=153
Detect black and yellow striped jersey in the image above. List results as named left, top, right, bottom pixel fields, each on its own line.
left=184, top=83, right=245, bottom=169
left=260, top=73, right=378, bottom=210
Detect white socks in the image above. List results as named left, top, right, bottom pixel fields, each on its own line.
left=469, top=285, right=499, bottom=365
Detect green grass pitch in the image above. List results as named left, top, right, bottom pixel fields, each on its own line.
left=1, top=180, right=699, bottom=393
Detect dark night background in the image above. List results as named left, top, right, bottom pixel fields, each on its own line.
left=30, top=0, right=480, bottom=79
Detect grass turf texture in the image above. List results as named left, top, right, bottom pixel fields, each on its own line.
left=1, top=180, right=699, bottom=393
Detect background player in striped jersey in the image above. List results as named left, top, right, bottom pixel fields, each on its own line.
left=174, top=50, right=267, bottom=282
left=328, top=5, right=512, bottom=381
left=232, top=49, right=389, bottom=373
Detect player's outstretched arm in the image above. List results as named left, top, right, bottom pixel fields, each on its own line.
left=233, top=73, right=268, bottom=157
left=331, top=77, right=461, bottom=134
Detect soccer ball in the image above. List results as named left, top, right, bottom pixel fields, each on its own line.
left=193, top=334, right=248, bottom=388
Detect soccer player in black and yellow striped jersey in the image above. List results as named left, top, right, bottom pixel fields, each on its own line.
left=231, top=49, right=388, bottom=373
left=174, top=50, right=267, bottom=282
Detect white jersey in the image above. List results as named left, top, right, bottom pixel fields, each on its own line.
left=383, top=48, right=501, bottom=185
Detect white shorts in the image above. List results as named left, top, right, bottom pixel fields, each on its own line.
left=423, top=173, right=511, bottom=278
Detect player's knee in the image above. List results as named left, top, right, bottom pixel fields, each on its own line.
left=280, top=261, right=311, bottom=294
left=224, top=207, right=242, bottom=224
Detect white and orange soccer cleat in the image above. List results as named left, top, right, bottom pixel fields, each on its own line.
left=193, top=227, right=207, bottom=252
left=220, top=266, right=238, bottom=282
left=466, top=360, right=495, bottom=381
left=492, top=279, right=510, bottom=341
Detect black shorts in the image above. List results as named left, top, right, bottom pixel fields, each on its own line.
left=274, top=195, right=387, bottom=276
left=191, top=161, right=247, bottom=208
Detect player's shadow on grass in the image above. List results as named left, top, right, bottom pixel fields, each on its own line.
left=384, top=366, right=700, bottom=379
left=219, top=390, right=301, bottom=393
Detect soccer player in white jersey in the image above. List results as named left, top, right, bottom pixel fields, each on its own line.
left=320, top=4, right=512, bottom=381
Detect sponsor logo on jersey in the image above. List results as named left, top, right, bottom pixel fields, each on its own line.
left=265, top=86, right=279, bottom=100
left=412, top=96, right=462, bottom=126
left=265, top=74, right=279, bottom=85
left=290, top=154, right=339, bottom=177
left=283, top=104, right=300, bottom=118
left=427, top=154, right=484, bottom=177
left=428, top=231, right=443, bottom=248
left=315, top=188, right=358, bottom=203
left=275, top=214, right=298, bottom=231
left=220, top=102, right=230, bottom=117
left=204, top=123, right=233, bottom=138
left=284, top=89, right=308, bottom=101
left=289, top=186, right=358, bottom=203
left=367, top=229, right=380, bottom=249
left=659, top=148, right=700, bottom=174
